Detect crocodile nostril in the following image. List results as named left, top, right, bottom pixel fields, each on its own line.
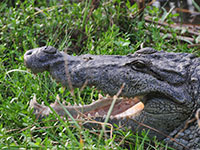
left=25, top=50, right=33, bottom=56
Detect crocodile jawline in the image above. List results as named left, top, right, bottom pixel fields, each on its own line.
left=30, top=94, right=145, bottom=119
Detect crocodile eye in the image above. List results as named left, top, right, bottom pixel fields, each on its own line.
left=132, top=60, right=146, bottom=69
left=125, top=59, right=148, bottom=69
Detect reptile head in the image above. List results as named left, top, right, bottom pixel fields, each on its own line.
left=24, top=46, right=199, bottom=140
left=24, top=46, right=63, bottom=73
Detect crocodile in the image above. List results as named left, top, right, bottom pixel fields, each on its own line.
left=24, top=46, right=200, bottom=149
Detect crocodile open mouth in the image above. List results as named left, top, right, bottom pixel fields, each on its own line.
left=30, top=94, right=145, bottom=119
left=83, top=96, right=144, bottom=118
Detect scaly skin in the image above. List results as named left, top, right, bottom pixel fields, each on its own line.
left=24, top=46, right=200, bottom=149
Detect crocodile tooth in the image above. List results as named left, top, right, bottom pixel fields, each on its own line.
left=51, top=101, right=60, bottom=107
left=35, top=109, right=38, bottom=114
left=110, top=115, right=114, bottom=119
left=52, top=95, right=61, bottom=106
left=87, top=113, right=92, bottom=118
left=98, top=93, right=103, bottom=99
left=95, top=112, right=100, bottom=117
left=31, top=94, right=37, bottom=103
left=106, top=94, right=110, bottom=98
left=30, top=94, right=38, bottom=109
left=119, top=121, right=122, bottom=127
left=41, top=101, right=45, bottom=106
left=54, top=100, right=59, bottom=105
left=56, top=94, right=60, bottom=100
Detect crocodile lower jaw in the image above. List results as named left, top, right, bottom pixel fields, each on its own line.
left=83, top=96, right=144, bottom=119
left=29, top=94, right=144, bottom=119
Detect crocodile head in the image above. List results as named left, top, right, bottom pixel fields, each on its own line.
left=24, top=46, right=200, bottom=140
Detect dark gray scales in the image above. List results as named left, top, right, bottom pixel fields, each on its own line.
left=24, top=46, right=200, bottom=149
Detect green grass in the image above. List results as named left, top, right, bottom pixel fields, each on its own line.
left=0, top=0, right=199, bottom=149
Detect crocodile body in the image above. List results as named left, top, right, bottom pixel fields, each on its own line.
left=24, top=46, right=200, bottom=149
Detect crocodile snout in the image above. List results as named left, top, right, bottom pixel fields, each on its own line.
left=24, top=49, right=35, bottom=68
left=24, top=46, right=57, bottom=58
left=24, top=46, right=64, bottom=74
